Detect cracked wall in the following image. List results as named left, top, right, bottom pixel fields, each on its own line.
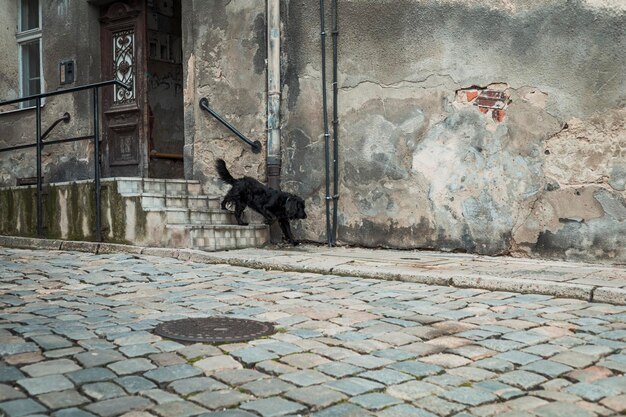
left=281, top=0, right=626, bottom=263
left=182, top=0, right=267, bottom=196
left=0, top=1, right=102, bottom=186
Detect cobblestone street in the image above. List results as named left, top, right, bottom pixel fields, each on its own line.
left=1, top=247, right=625, bottom=417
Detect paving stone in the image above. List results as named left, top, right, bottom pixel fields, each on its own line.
left=4, top=352, right=45, bottom=366
left=143, top=363, right=202, bottom=383
left=373, top=349, right=418, bottom=361
left=310, top=402, right=374, bottom=417
left=564, top=382, right=621, bottom=401
left=30, top=335, right=73, bottom=350
left=44, top=347, right=85, bottom=359
left=0, top=384, right=26, bottom=402
left=595, top=375, right=626, bottom=393
left=107, top=358, right=156, bottom=375
left=498, top=370, right=547, bottom=390
left=151, top=400, right=208, bottom=417
left=195, top=355, right=243, bottom=374
left=600, top=394, right=626, bottom=413
left=386, top=380, right=442, bottom=401
left=473, top=358, right=514, bottom=372
left=317, top=362, right=364, bottom=378
left=474, top=380, right=523, bottom=400
left=84, top=396, right=153, bottom=417
left=341, top=354, right=393, bottom=370
left=141, top=388, right=183, bottom=404
left=0, top=342, right=40, bottom=356
left=168, top=377, right=227, bottom=396
left=189, top=389, right=252, bottom=410
left=0, top=398, right=47, bottom=417
left=284, top=385, right=347, bottom=409
left=118, top=343, right=160, bottom=358
left=281, top=353, right=331, bottom=369
left=230, top=347, right=278, bottom=365
left=447, top=366, right=496, bottom=382
left=522, top=344, right=566, bottom=358
left=350, top=392, right=402, bottom=411
left=0, top=366, right=26, bottom=383
left=149, top=352, right=187, bottom=366
left=240, top=397, right=308, bottom=417
left=21, top=359, right=81, bottom=377
left=74, top=350, right=125, bottom=368
left=424, top=373, right=469, bottom=388
left=324, top=377, right=384, bottom=396
left=176, top=343, right=223, bottom=359
left=415, top=395, right=467, bottom=416
left=17, top=374, right=74, bottom=395
left=358, top=369, right=413, bottom=385
left=212, top=369, right=267, bottom=386
left=280, top=370, right=333, bottom=387
left=240, top=378, right=294, bottom=398
left=521, top=360, right=573, bottom=378
left=255, top=360, right=298, bottom=376
left=36, top=389, right=89, bottom=410
left=389, top=360, right=443, bottom=378
left=81, top=382, right=126, bottom=400
left=197, top=411, right=257, bottom=417
left=66, top=367, right=116, bottom=384
left=440, top=387, right=498, bottom=406
left=504, top=395, right=549, bottom=410
left=533, top=402, right=594, bottom=417
left=114, top=376, right=157, bottom=393
left=495, top=351, right=541, bottom=366
left=51, top=407, right=98, bottom=417
left=550, top=352, right=597, bottom=368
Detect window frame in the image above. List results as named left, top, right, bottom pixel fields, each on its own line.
left=16, top=0, right=43, bottom=109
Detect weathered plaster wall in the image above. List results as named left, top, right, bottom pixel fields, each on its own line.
left=0, top=1, right=102, bottom=186
left=182, top=0, right=267, bottom=195
left=281, top=0, right=626, bottom=263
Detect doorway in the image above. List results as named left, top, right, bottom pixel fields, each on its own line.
left=99, top=0, right=184, bottom=178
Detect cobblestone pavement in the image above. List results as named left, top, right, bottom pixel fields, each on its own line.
left=1, top=248, right=625, bottom=417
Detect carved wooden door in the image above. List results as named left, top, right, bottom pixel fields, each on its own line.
left=100, top=1, right=147, bottom=177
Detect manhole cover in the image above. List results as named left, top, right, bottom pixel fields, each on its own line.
left=154, top=317, right=275, bottom=343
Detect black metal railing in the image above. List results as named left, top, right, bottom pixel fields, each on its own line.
left=199, top=98, right=262, bottom=154
left=0, top=80, right=131, bottom=241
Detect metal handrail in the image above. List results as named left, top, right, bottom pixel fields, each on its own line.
left=0, top=80, right=131, bottom=242
left=199, top=98, right=262, bottom=154
left=41, top=112, right=71, bottom=140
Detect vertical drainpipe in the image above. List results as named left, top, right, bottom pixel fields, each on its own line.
left=267, top=0, right=282, bottom=242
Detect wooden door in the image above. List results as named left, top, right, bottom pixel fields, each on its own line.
left=100, top=1, right=148, bottom=177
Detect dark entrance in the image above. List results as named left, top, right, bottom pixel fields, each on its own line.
left=99, top=0, right=184, bottom=178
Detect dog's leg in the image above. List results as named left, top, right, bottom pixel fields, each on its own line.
left=234, top=203, right=249, bottom=226
left=279, top=219, right=299, bottom=246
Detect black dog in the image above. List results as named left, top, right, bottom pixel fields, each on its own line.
left=216, top=159, right=307, bottom=245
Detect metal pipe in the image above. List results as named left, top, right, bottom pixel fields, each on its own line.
left=93, top=88, right=102, bottom=242
left=320, top=0, right=332, bottom=246
left=199, top=98, right=262, bottom=153
left=331, top=0, right=339, bottom=246
left=41, top=112, right=71, bottom=140
left=35, top=98, right=43, bottom=238
left=267, top=0, right=282, bottom=243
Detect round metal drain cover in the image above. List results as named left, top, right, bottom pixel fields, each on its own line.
left=154, top=317, right=275, bottom=343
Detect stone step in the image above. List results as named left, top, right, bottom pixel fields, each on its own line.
left=144, top=207, right=237, bottom=225
left=116, top=178, right=203, bottom=197
left=138, top=193, right=221, bottom=210
left=166, top=224, right=269, bottom=251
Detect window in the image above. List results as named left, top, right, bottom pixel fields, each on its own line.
left=17, top=0, right=42, bottom=108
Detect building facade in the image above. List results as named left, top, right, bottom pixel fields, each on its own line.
left=0, top=0, right=624, bottom=263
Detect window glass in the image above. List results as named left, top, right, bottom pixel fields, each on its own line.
left=20, top=0, right=40, bottom=32
left=21, top=40, right=41, bottom=107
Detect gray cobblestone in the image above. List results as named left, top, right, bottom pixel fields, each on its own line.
left=0, top=247, right=624, bottom=417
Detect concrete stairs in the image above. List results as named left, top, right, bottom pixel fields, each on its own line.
left=115, top=178, right=268, bottom=251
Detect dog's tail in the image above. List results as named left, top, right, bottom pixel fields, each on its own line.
left=216, top=159, right=236, bottom=185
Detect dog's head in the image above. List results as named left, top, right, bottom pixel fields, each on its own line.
left=286, top=195, right=307, bottom=220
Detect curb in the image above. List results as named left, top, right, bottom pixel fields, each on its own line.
left=0, top=235, right=624, bottom=305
